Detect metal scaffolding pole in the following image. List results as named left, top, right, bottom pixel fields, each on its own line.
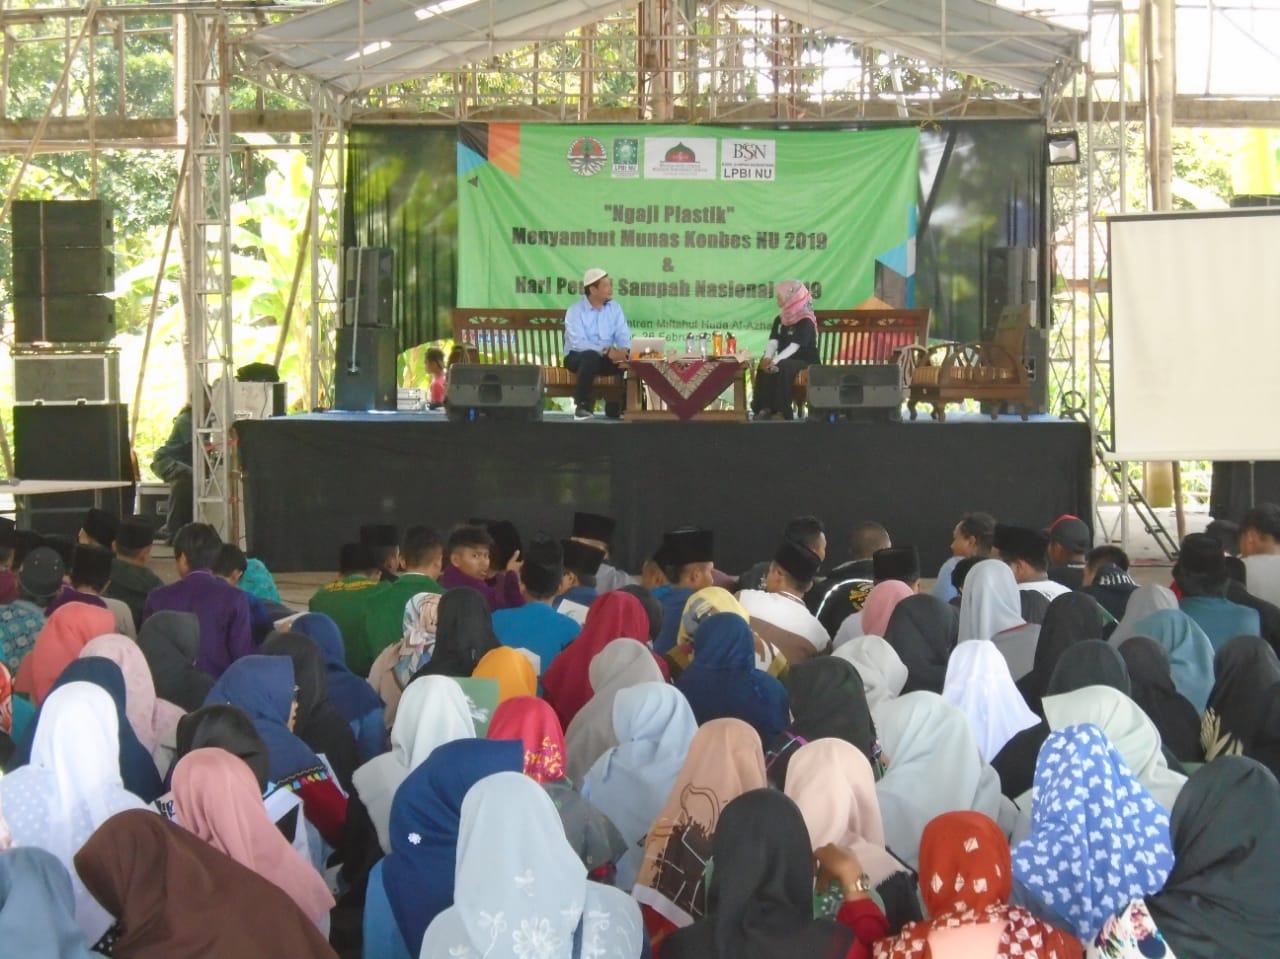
left=309, top=88, right=345, bottom=411
left=185, top=9, right=235, bottom=538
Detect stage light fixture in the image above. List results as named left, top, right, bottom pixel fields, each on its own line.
left=1046, top=130, right=1081, bottom=166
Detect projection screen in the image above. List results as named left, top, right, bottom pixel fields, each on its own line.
left=1109, top=208, right=1280, bottom=461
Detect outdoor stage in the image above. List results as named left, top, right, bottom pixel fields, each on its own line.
left=236, top=411, right=1092, bottom=574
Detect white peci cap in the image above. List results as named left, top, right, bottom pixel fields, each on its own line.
left=582, top=267, right=608, bottom=288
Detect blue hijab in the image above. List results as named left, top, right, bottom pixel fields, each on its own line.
left=1131, top=609, right=1215, bottom=712
left=0, top=847, right=98, bottom=958
left=11, top=657, right=164, bottom=802
left=204, top=655, right=328, bottom=787
left=676, top=612, right=789, bottom=741
left=290, top=613, right=384, bottom=722
left=382, top=737, right=523, bottom=953
left=1012, top=723, right=1175, bottom=942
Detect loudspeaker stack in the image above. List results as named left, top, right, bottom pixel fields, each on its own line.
left=9, top=199, right=133, bottom=535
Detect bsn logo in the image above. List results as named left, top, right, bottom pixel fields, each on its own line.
left=731, top=142, right=768, bottom=161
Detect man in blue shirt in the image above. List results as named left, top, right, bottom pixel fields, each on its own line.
left=653, top=527, right=716, bottom=654
left=564, top=267, right=631, bottom=420
left=492, top=536, right=581, bottom=677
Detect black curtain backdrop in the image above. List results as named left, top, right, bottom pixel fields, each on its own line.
left=342, top=119, right=1044, bottom=352
left=237, top=417, right=1091, bottom=574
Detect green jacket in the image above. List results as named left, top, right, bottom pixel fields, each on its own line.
left=364, top=572, right=444, bottom=663
left=308, top=574, right=390, bottom=675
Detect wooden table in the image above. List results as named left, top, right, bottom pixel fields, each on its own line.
left=623, top=355, right=749, bottom=422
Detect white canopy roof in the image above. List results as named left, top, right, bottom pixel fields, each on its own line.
left=245, top=0, right=1081, bottom=97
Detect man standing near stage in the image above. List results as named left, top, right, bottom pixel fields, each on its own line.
left=564, top=267, right=631, bottom=420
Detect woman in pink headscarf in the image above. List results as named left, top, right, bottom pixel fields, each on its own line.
left=80, top=634, right=186, bottom=774
left=752, top=279, right=821, bottom=421
left=862, top=581, right=915, bottom=637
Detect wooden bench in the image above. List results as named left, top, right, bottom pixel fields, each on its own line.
left=792, top=308, right=932, bottom=406
left=904, top=305, right=1031, bottom=421
left=451, top=308, right=625, bottom=406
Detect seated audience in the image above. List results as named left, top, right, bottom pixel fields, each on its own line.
left=364, top=525, right=445, bottom=656
left=652, top=527, right=717, bottom=654
left=437, top=524, right=523, bottom=612
left=307, top=542, right=390, bottom=675
left=809, top=520, right=890, bottom=636
left=492, top=536, right=582, bottom=676
left=932, top=511, right=996, bottom=604
left=1174, top=533, right=1260, bottom=650
left=1045, top=514, right=1091, bottom=589
left=104, top=516, right=164, bottom=630
left=737, top=536, right=829, bottom=662
left=994, top=524, right=1072, bottom=601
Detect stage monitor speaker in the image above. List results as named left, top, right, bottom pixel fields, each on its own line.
left=12, top=199, right=114, bottom=249
left=343, top=247, right=393, bottom=327
left=446, top=364, right=544, bottom=422
left=805, top=364, right=904, bottom=422
left=13, top=403, right=134, bottom=537
left=14, top=348, right=120, bottom=405
left=334, top=325, right=398, bottom=411
left=985, top=246, right=1037, bottom=333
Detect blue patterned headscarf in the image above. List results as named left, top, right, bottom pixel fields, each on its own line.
left=1012, top=723, right=1174, bottom=942
left=237, top=558, right=280, bottom=602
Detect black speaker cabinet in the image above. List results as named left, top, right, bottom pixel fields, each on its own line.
left=13, top=403, right=134, bottom=537
left=12, top=199, right=114, bottom=249
left=805, top=364, right=903, bottom=422
left=342, top=247, right=393, bottom=327
left=13, top=294, right=115, bottom=344
left=446, top=364, right=544, bottom=422
left=984, top=246, right=1037, bottom=333
left=334, top=325, right=398, bottom=411
left=13, top=246, right=114, bottom=295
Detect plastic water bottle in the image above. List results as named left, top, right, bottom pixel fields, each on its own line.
left=699, top=333, right=708, bottom=359
left=685, top=332, right=695, bottom=355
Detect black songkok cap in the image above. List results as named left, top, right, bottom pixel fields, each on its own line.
left=71, top=544, right=114, bottom=588
left=115, top=517, right=155, bottom=551
left=359, top=523, right=400, bottom=548
left=993, top=524, right=1050, bottom=565
left=1177, top=533, right=1227, bottom=579
left=872, top=546, right=921, bottom=583
left=19, top=546, right=65, bottom=600
left=81, top=508, right=119, bottom=548
left=561, top=539, right=605, bottom=577
left=572, top=512, right=616, bottom=545
left=339, top=542, right=378, bottom=575
left=774, top=537, right=822, bottom=585
left=661, top=527, right=715, bottom=566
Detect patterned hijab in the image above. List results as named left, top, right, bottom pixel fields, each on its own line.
left=776, top=279, right=817, bottom=328
left=488, top=696, right=566, bottom=784
left=419, top=772, right=644, bottom=959
left=633, top=718, right=768, bottom=930
left=877, top=811, right=1080, bottom=959
left=1011, top=724, right=1174, bottom=942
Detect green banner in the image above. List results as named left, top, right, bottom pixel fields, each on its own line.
left=458, top=124, right=918, bottom=353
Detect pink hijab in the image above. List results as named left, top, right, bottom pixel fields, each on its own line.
left=172, top=747, right=334, bottom=926
left=14, top=602, right=116, bottom=704
left=862, top=581, right=915, bottom=637
left=777, top=279, right=817, bottom=329
left=81, top=634, right=186, bottom=754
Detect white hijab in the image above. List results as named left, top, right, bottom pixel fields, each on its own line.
left=581, top=682, right=697, bottom=891
left=1041, top=684, right=1187, bottom=811
left=1108, top=584, right=1179, bottom=647
left=942, top=639, right=1042, bottom=762
left=564, top=639, right=663, bottom=786
left=958, top=559, right=1025, bottom=642
left=352, top=675, right=475, bottom=852
left=873, top=691, right=1004, bottom=869
left=0, top=682, right=149, bottom=944
left=831, top=634, right=908, bottom=723
left=420, top=771, right=644, bottom=959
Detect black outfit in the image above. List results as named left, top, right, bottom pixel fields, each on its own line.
left=1225, top=579, right=1280, bottom=656
left=139, top=611, right=216, bottom=714
left=808, top=558, right=875, bottom=637
left=768, top=659, right=878, bottom=789
left=663, top=789, right=856, bottom=959
left=1015, top=592, right=1106, bottom=715
left=883, top=594, right=958, bottom=694
left=751, top=316, right=818, bottom=420
left=1081, top=565, right=1139, bottom=624
left=992, top=720, right=1050, bottom=800
left=412, top=586, right=500, bottom=679
left=1202, top=635, right=1280, bottom=778
left=1045, top=640, right=1131, bottom=698
left=1047, top=563, right=1086, bottom=590
left=104, top=558, right=165, bottom=630
left=564, top=350, right=623, bottom=414
left=1118, top=636, right=1205, bottom=764
left=1145, top=757, right=1280, bottom=959
left=1018, top=589, right=1050, bottom=625
left=260, top=631, right=360, bottom=792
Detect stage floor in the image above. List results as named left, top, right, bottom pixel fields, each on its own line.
left=236, top=411, right=1093, bottom=574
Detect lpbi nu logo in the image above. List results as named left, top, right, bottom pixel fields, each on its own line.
left=721, top=138, right=776, bottom=181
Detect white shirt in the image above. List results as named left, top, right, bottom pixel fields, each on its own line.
left=1243, top=554, right=1280, bottom=608
left=737, top=589, right=830, bottom=654
left=1017, top=579, right=1072, bottom=601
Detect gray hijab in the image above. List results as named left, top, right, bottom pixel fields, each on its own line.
left=1109, top=584, right=1178, bottom=647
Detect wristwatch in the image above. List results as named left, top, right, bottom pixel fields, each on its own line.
left=847, top=873, right=871, bottom=894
